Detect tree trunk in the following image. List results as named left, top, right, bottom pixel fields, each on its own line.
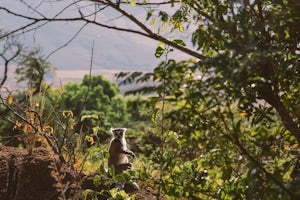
left=273, top=100, right=300, bottom=142
left=258, top=84, right=300, bottom=144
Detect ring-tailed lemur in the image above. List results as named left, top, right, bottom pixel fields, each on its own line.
left=108, top=128, right=135, bottom=173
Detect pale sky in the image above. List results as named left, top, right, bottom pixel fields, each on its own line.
left=0, top=0, right=194, bottom=88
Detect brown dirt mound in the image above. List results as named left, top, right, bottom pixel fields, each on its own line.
left=0, top=145, right=76, bottom=200
left=0, top=145, right=160, bottom=200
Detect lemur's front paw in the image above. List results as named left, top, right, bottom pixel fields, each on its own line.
left=130, top=152, right=136, bottom=159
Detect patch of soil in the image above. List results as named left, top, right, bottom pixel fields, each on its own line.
left=0, top=145, right=161, bottom=200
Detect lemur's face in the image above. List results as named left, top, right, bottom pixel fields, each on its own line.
left=111, top=128, right=127, bottom=140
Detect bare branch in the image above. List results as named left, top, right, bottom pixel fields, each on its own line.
left=119, top=0, right=181, bottom=6
left=19, top=0, right=47, bottom=18
left=0, top=42, right=22, bottom=88
left=1, top=0, right=205, bottom=60
left=0, top=21, right=40, bottom=40
left=45, top=22, right=88, bottom=60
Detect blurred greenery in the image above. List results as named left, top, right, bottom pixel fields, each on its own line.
left=1, top=0, right=300, bottom=199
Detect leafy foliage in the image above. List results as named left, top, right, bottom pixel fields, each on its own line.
left=62, top=74, right=128, bottom=123
left=118, top=55, right=300, bottom=199
left=15, top=48, right=54, bottom=94
left=114, top=2, right=300, bottom=198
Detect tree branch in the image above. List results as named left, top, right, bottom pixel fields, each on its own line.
left=0, top=43, right=22, bottom=88
left=103, top=0, right=205, bottom=59
left=1, top=1, right=205, bottom=60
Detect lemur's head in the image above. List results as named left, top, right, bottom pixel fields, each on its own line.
left=111, top=128, right=127, bottom=140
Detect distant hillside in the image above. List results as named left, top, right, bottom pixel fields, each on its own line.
left=0, top=66, right=151, bottom=95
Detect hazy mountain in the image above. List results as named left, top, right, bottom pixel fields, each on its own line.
left=0, top=0, right=192, bottom=90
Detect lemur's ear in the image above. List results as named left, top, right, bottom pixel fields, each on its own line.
left=110, top=128, right=115, bottom=134
left=122, top=128, right=127, bottom=132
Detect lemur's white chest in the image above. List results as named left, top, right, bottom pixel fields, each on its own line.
left=119, top=137, right=127, bottom=149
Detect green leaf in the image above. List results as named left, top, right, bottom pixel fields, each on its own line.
left=115, top=174, right=126, bottom=182
left=151, top=108, right=159, bottom=123
left=91, top=193, right=98, bottom=200
left=99, top=164, right=105, bottom=175
left=81, top=115, right=90, bottom=121
left=159, top=11, right=169, bottom=22
left=92, top=175, right=101, bottom=187
left=118, top=189, right=129, bottom=198
left=146, top=10, right=153, bottom=20
left=92, top=126, right=99, bottom=135
left=172, top=165, right=181, bottom=173
left=115, top=172, right=131, bottom=182
left=150, top=96, right=160, bottom=107
left=110, top=188, right=118, bottom=198
left=173, top=39, right=186, bottom=46
left=81, top=113, right=98, bottom=121
left=103, top=150, right=110, bottom=159
left=91, top=113, right=99, bottom=119
left=82, top=189, right=93, bottom=199
left=155, top=46, right=165, bottom=58
left=109, top=166, right=115, bottom=177
left=62, top=110, right=73, bottom=118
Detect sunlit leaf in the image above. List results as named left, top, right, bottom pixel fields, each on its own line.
left=82, top=189, right=93, bottom=199
left=119, top=189, right=129, bottom=198
left=179, top=24, right=184, bottom=32
left=150, top=18, right=156, bottom=25
left=7, top=95, right=13, bottom=105
left=172, top=165, right=180, bottom=173
left=81, top=115, right=90, bottom=121
left=239, top=112, right=247, bottom=117
left=73, top=162, right=81, bottom=169
left=69, top=123, right=74, bottom=129
left=92, top=126, right=99, bottom=135
left=43, top=125, right=54, bottom=135
left=110, top=188, right=118, bottom=198
left=63, top=110, right=73, bottom=118
left=36, top=136, right=42, bottom=142
left=85, top=135, right=95, bottom=145
left=187, top=58, right=197, bottom=64
left=91, top=113, right=99, bottom=119
left=130, top=0, right=136, bottom=7
left=13, top=120, right=22, bottom=130
left=23, top=124, right=28, bottom=134
left=151, top=108, right=159, bottom=123
left=35, top=102, right=40, bottom=108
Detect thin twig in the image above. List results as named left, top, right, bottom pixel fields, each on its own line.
left=77, top=39, right=94, bottom=118
left=0, top=44, right=21, bottom=88
left=157, top=45, right=170, bottom=200
left=45, top=22, right=88, bottom=60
